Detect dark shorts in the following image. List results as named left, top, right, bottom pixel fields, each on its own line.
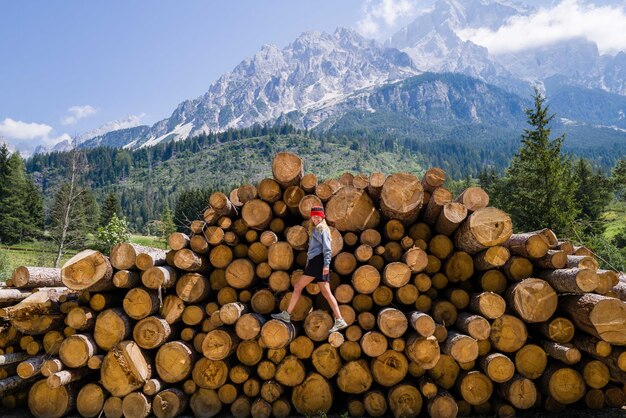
left=303, top=253, right=330, bottom=283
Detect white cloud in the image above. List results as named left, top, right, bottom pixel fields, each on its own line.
left=0, top=117, right=71, bottom=147
left=0, top=118, right=53, bottom=140
left=61, top=104, right=97, bottom=125
left=457, top=0, right=626, bottom=55
left=356, top=0, right=416, bottom=37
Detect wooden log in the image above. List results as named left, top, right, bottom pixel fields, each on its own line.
left=202, top=328, right=239, bottom=360
left=604, top=385, right=626, bottom=408
left=275, top=355, right=305, bottom=387
left=77, top=383, right=105, bottom=418
left=152, top=388, right=187, bottom=418
left=101, top=341, right=152, bottom=397
left=407, top=311, right=436, bottom=337
left=538, top=317, right=575, bottom=344
left=444, top=251, right=473, bottom=283
left=435, top=202, right=467, bottom=236
left=141, top=266, right=177, bottom=290
left=561, top=293, right=626, bottom=345
left=377, top=307, right=408, bottom=338
left=490, top=315, right=527, bottom=353
left=582, top=359, right=610, bottom=389
left=383, top=262, right=412, bottom=288
left=454, top=187, right=489, bottom=212
left=267, top=241, right=293, bottom=271
left=533, top=250, right=567, bottom=269
left=337, top=359, right=373, bottom=394
left=272, top=152, right=304, bottom=188
left=457, top=371, right=493, bottom=406
left=473, top=246, right=510, bottom=270
left=61, top=249, right=114, bottom=291
left=380, top=173, right=424, bottom=224
left=432, top=300, right=458, bottom=326
left=28, top=379, right=75, bottom=418
left=363, top=390, right=387, bottom=416
left=11, top=267, right=62, bottom=289
left=504, top=232, right=549, bottom=259
left=352, top=265, right=381, bottom=295
left=441, top=331, right=478, bottom=363
left=505, top=278, right=557, bottom=323
left=103, top=396, right=124, bottom=418
left=499, top=375, right=537, bottom=410
left=371, top=349, right=409, bottom=387
left=405, top=335, right=440, bottom=370
left=66, top=306, right=95, bottom=331
left=540, top=267, right=597, bottom=294
left=302, top=310, right=332, bottom=342
left=173, top=249, right=209, bottom=272
left=47, top=367, right=90, bottom=388
left=121, top=392, right=152, bottom=418
left=453, top=208, right=512, bottom=254
left=326, top=186, right=380, bottom=231
left=422, top=187, right=453, bottom=225
left=168, top=232, right=190, bottom=251
left=41, top=358, right=64, bottom=377
left=388, top=383, right=423, bottom=417
left=566, top=254, right=599, bottom=270
left=240, top=199, right=272, bottom=231
left=123, top=288, right=160, bottom=320
left=540, top=340, right=581, bottom=365
left=261, top=320, right=296, bottom=350
left=427, top=391, right=458, bottom=418
left=133, top=316, right=173, bottom=350
left=455, top=312, right=491, bottom=341
left=469, top=292, right=505, bottom=320
left=113, top=270, right=141, bottom=289
left=541, top=365, right=586, bottom=405
left=94, top=308, right=132, bottom=351
left=501, top=256, right=533, bottom=281
left=59, top=334, right=97, bottom=368
left=291, top=372, right=333, bottom=416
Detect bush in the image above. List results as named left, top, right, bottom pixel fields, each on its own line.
left=96, top=214, right=131, bottom=253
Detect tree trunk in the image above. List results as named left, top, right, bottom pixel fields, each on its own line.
left=453, top=208, right=512, bottom=254
left=61, top=250, right=114, bottom=291
left=505, top=278, right=557, bottom=323
left=11, top=267, right=62, bottom=289
left=561, top=293, right=626, bottom=345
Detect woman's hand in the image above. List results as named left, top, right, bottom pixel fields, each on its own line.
left=323, top=266, right=330, bottom=275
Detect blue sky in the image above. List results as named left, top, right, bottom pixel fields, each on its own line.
left=1, top=0, right=625, bottom=151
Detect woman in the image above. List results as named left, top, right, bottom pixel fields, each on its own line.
left=272, top=205, right=348, bottom=333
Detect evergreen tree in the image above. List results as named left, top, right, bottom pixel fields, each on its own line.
left=0, top=151, right=29, bottom=243
left=499, top=88, right=579, bottom=234
left=174, top=188, right=212, bottom=233
left=574, top=158, right=612, bottom=233
left=160, top=205, right=176, bottom=245
left=612, top=158, right=626, bottom=201
left=23, top=177, right=44, bottom=239
left=100, top=192, right=122, bottom=227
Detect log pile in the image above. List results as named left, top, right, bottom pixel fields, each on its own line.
left=0, top=151, right=625, bottom=418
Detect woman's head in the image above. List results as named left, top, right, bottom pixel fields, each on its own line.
left=310, top=206, right=325, bottom=226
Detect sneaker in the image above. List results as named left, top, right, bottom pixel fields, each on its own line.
left=271, top=310, right=291, bottom=323
left=329, top=318, right=348, bottom=333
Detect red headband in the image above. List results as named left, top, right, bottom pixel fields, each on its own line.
left=310, top=209, right=325, bottom=219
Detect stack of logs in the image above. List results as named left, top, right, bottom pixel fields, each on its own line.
left=1, top=151, right=626, bottom=418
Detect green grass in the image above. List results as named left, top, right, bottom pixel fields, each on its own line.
left=602, top=201, right=626, bottom=241
left=0, top=235, right=164, bottom=282
left=130, top=234, right=167, bottom=249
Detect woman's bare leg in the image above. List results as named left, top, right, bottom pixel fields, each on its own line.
left=286, top=274, right=315, bottom=314
left=318, top=282, right=342, bottom=319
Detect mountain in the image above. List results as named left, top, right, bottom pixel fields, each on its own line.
left=71, top=0, right=626, bottom=153
left=81, top=28, right=418, bottom=149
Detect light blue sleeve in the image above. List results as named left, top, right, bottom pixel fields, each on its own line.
left=321, top=229, right=332, bottom=267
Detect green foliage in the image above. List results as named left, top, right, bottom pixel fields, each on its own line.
left=160, top=205, right=176, bottom=244
left=577, top=230, right=626, bottom=271
left=613, top=158, right=626, bottom=201
left=574, top=158, right=613, bottom=234
left=49, top=183, right=98, bottom=250
left=96, top=214, right=131, bottom=253
left=100, top=192, right=122, bottom=227
left=0, top=145, right=43, bottom=244
left=497, top=88, right=579, bottom=235
left=0, top=249, right=10, bottom=282
left=174, top=188, right=213, bottom=233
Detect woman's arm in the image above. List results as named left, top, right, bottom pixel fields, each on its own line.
left=321, top=229, right=332, bottom=268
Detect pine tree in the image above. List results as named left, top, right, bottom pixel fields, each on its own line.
left=500, top=87, right=579, bottom=234
left=574, top=158, right=612, bottom=233
left=160, top=205, right=176, bottom=245
left=174, top=188, right=212, bottom=233
left=612, top=158, right=626, bottom=201
left=100, top=192, right=121, bottom=227
left=0, top=152, right=29, bottom=244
